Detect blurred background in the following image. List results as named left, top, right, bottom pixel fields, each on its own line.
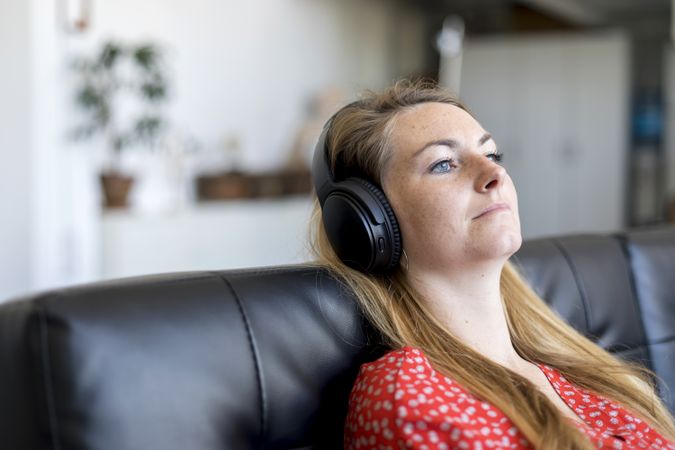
left=1, top=0, right=674, bottom=301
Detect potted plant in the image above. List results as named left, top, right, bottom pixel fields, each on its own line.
left=70, top=40, right=169, bottom=208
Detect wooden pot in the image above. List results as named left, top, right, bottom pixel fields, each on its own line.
left=100, top=172, right=134, bottom=208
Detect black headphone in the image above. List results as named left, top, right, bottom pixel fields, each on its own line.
left=311, top=116, right=402, bottom=274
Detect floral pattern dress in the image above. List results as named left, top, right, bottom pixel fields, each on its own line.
left=345, top=346, right=674, bottom=449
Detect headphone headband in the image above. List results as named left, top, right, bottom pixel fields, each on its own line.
left=311, top=126, right=334, bottom=206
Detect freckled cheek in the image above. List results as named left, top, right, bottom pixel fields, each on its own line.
left=394, top=192, right=458, bottom=244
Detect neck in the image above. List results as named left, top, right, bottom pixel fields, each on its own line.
left=406, top=260, right=526, bottom=369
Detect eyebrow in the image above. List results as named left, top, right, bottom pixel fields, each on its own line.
left=412, top=132, right=493, bottom=159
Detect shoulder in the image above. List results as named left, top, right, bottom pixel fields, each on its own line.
left=349, top=346, right=449, bottom=402
left=355, top=346, right=436, bottom=383
left=348, top=347, right=491, bottom=417
left=345, top=347, right=529, bottom=449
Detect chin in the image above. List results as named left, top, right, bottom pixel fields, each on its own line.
left=484, top=229, right=522, bottom=259
left=504, top=232, right=523, bottom=255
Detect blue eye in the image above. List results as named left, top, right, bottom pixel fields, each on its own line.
left=430, top=159, right=454, bottom=174
left=487, top=151, right=503, bottom=163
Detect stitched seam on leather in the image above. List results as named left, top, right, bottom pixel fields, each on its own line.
left=216, top=274, right=267, bottom=446
left=552, top=239, right=592, bottom=333
left=37, top=301, right=62, bottom=450
left=614, top=233, right=653, bottom=368
left=222, top=264, right=323, bottom=279
left=609, top=334, right=675, bottom=354
left=649, top=334, right=675, bottom=346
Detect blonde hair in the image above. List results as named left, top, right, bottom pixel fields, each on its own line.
left=308, top=80, right=675, bottom=448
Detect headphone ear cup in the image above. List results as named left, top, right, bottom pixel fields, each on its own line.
left=352, top=178, right=402, bottom=271
left=321, top=177, right=402, bottom=274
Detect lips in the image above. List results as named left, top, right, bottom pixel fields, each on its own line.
left=473, top=202, right=510, bottom=220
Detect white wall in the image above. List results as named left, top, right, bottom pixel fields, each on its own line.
left=0, top=1, right=32, bottom=300
left=73, top=0, right=426, bottom=171
left=0, top=0, right=427, bottom=301
left=29, top=0, right=101, bottom=296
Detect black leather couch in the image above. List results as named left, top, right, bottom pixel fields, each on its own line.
left=1, top=227, right=674, bottom=449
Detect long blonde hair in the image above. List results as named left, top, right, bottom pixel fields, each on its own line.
left=308, top=80, right=675, bottom=448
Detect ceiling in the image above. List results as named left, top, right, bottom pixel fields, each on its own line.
left=520, top=0, right=669, bottom=24
left=582, top=0, right=669, bottom=17
left=417, top=0, right=671, bottom=36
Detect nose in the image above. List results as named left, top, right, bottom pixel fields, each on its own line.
left=473, top=156, right=506, bottom=193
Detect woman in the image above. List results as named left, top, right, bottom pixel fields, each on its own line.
left=308, top=80, right=675, bottom=449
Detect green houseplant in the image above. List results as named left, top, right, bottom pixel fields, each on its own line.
left=71, top=40, right=169, bottom=208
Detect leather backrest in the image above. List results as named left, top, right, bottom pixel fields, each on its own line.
left=1, top=228, right=674, bottom=449
left=0, top=267, right=379, bottom=450
left=514, top=227, right=675, bottom=412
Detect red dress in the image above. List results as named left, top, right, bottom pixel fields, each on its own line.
left=345, top=346, right=674, bottom=449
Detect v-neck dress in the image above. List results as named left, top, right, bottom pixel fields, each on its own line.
left=344, top=346, right=674, bottom=449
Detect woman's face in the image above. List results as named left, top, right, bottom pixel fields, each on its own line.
left=381, top=102, right=521, bottom=272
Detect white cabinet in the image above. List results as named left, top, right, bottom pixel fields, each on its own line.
left=101, top=196, right=315, bottom=279
left=459, top=31, right=629, bottom=238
